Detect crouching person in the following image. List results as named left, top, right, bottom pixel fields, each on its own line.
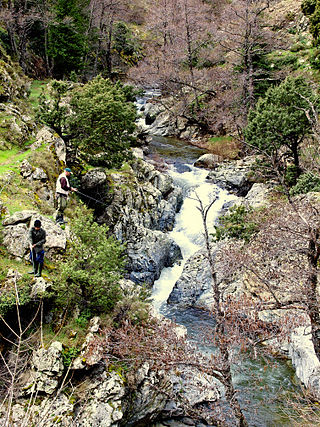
left=28, top=219, right=46, bottom=277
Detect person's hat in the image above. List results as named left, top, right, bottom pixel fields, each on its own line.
left=34, top=220, right=41, bottom=228
left=65, top=167, right=72, bottom=173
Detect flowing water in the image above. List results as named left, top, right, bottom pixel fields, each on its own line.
left=147, top=136, right=302, bottom=426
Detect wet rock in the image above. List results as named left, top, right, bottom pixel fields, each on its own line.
left=194, top=153, right=222, bottom=169
left=127, top=228, right=182, bottom=285
left=206, top=156, right=256, bottom=196
left=167, top=248, right=212, bottom=307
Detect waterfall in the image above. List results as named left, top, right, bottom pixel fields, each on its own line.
left=152, top=163, right=238, bottom=310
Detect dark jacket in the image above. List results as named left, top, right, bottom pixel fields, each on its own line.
left=29, top=227, right=46, bottom=254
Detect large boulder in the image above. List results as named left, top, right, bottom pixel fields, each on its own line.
left=123, top=362, right=172, bottom=426
left=194, top=153, right=223, bottom=169
left=244, top=183, right=272, bottom=208
left=82, top=160, right=183, bottom=286
left=126, top=228, right=182, bottom=285
left=21, top=342, right=64, bottom=396
left=167, top=248, right=212, bottom=307
left=289, top=326, right=320, bottom=400
left=75, top=371, right=126, bottom=426
left=206, top=156, right=256, bottom=196
left=2, top=223, right=29, bottom=258
left=2, top=211, right=67, bottom=260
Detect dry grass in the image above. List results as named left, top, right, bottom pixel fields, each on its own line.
left=207, top=136, right=241, bottom=160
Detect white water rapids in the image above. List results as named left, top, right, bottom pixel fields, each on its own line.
left=152, top=164, right=238, bottom=310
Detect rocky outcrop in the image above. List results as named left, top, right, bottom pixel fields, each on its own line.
left=288, top=326, right=320, bottom=400
left=2, top=211, right=67, bottom=260
left=0, top=44, right=30, bottom=102
left=35, top=126, right=67, bottom=164
left=243, top=182, right=272, bottom=208
left=136, top=98, right=200, bottom=141
left=206, top=156, right=256, bottom=196
left=167, top=247, right=213, bottom=308
left=81, top=159, right=183, bottom=285
left=21, top=341, right=64, bottom=396
left=4, top=302, right=221, bottom=427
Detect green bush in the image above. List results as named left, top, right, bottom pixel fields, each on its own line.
left=68, top=76, right=137, bottom=168
left=290, top=172, right=320, bottom=195
left=54, top=205, right=126, bottom=314
left=0, top=275, right=32, bottom=316
left=213, top=205, right=258, bottom=243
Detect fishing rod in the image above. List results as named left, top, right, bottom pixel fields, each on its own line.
left=76, top=189, right=108, bottom=206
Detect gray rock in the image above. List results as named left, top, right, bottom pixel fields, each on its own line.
left=22, top=342, right=64, bottom=396
left=36, top=126, right=66, bottom=163
left=31, top=167, right=48, bottom=181
left=20, top=159, right=33, bottom=178
left=127, top=228, right=182, bottom=285
left=194, top=153, right=223, bottom=169
left=289, top=326, right=320, bottom=399
left=31, top=277, right=51, bottom=297
left=206, top=156, right=256, bottom=196
left=163, top=367, right=221, bottom=419
left=124, top=362, right=172, bottom=426
left=82, top=169, right=107, bottom=189
left=2, top=223, right=29, bottom=257
left=2, top=210, right=37, bottom=226
left=132, top=147, right=144, bottom=159
left=76, top=371, right=125, bottom=426
left=167, top=248, right=212, bottom=307
left=244, top=183, right=271, bottom=208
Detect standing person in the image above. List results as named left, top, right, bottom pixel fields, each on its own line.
left=28, top=220, right=46, bottom=277
left=55, top=167, right=77, bottom=224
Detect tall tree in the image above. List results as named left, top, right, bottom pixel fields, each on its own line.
left=218, top=0, right=272, bottom=123
left=245, top=76, right=317, bottom=182
left=47, top=0, right=90, bottom=77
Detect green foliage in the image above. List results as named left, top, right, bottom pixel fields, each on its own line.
left=213, top=205, right=258, bottom=243
left=37, top=80, right=70, bottom=135
left=75, top=308, right=91, bottom=328
left=68, top=76, right=137, bottom=168
left=245, top=76, right=317, bottom=182
left=302, top=0, right=316, bottom=16
left=290, top=171, right=320, bottom=195
left=112, top=22, right=142, bottom=66
left=62, top=346, right=80, bottom=367
left=285, top=165, right=301, bottom=187
left=54, top=204, right=125, bottom=314
left=0, top=275, right=32, bottom=316
left=47, top=0, right=90, bottom=77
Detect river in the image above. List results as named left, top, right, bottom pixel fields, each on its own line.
left=146, top=136, right=302, bottom=427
